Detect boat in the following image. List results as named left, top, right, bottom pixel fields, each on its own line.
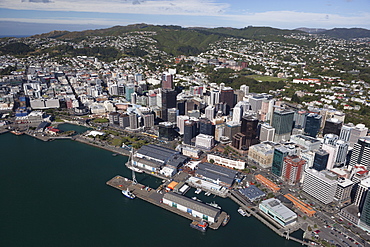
left=205, top=191, right=211, bottom=196
left=122, top=188, right=135, bottom=199
left=10, top=130, right=24, bottom=135
left=222, top=214, right=230, bottom=226
left=206, top=201, right=221, bottom=209
left=238, top=207, right=247, bottom=217
left=195, top=188, right=202, bottom=194
left=190, top=220, right=208, bottom=232
left=191, top=197, right=202, bottom=202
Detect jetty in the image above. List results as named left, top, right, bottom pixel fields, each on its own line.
left=106, top=175, right=228, bottom=230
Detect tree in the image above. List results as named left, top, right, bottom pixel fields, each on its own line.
left=209, top=159, right=215, bottom=164
left=291, top=93, right=301, bottom=103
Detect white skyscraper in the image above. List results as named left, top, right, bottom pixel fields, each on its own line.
left=259, top=123, right=275, bottom=142
left=205, top=105, right=215, bottom=121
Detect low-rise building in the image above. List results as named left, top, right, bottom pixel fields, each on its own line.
left=248, top=142, right=275, bottom=169
left=195, top=162, right=238, bottom=188
left=162, top=192, right=221, bottom=223
left=207, top=152, right=245, bottom=170
left=259, top=198, right=297, bottom=226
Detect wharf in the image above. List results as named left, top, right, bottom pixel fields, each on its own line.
left=106, top=175, right=228, bottom=230
left=0, top=127, right=9, bottom=134
left=229, top=190, right=311, bottom=246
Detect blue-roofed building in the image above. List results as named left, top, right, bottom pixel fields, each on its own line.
left=195, top=162, right=239, bottom=188
left=239, top=185, right=266, bottom=202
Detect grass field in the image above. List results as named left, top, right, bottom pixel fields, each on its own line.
left=246, top=75, right=286, bottom=82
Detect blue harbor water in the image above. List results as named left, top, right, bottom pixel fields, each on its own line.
left=0, top=132, right=301, bottom=247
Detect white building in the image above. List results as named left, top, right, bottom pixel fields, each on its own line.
left=207, top=153, right=245, bottom=170
left=335, top=177, right=353, bottom=204
left=259, top=123, right=275, bottom=142
left=195, top=134, right=214, bottom=150
left=162, top=192, right=221, bottom=223
left=177, top=115, right=189, bottom=135
left=302, top=169, right=338, bottom=204
left=259, top=198, right=297, bottom=226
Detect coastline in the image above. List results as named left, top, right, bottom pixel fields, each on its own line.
left=4, top=124, right=309, bottom=246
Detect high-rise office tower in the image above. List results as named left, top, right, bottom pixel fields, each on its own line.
left=323, top=118, right=343, bottom=136
left=302, top=169, right=338, bottom=204
left=340, top=123, right=355, bottom=142
left=232, top=132, right=246, bottom=150
left=161, top=89, right=177, bottom=122
left=304, top=113, right=322, bottom=137
left=167, top=108, right=177, bottom=124
left=322, top=143, right=338, bottom=170
left=220, top=87, right=235, bottom=108
left=177, top=100, right=186, bottom=115
left=209, top=90, right=220, bottom=106
left=161, top=72, right=173, bottom=90
left=241, top=115, right=259, bottom=149
left=142, top=113, right=155, bottom=129
left=224, top=121, right=241, bottom=139
left=176, top=115, right=189, bottom=135
left=205, top=105, right=215, bottom=121
left=348, top=124, right=368, bottom=147
left=294, top=110, right=307, bottom=129
left=125, top=84, right=135, bottom=102
left=335, top=140, right=349, bottom=166
left=282, top=155, right=305, bottom=185
left=259, top=123, right=275, bottom=142
left=129, top=113, right=138, bottom=129
left=199, top=118, right=215, bottom=136
left=312, top=149, right=329, bottom=171
left=271, top=109, right=294, bottom=142
left=158, top=122, right=178, bottom=141
left=349, top=137, right=370, bottom=169
left=356, top=177, right=370, bottom=232
left=183, top=120, right=198, bottom=145
left=272, top=146, right=290, bottom=177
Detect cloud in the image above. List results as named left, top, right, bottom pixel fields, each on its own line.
left=221, top=10, right=370, bottom=29
left=1, top=0, right=229, bottom=16
left=21, top=0, right=52, bottom=3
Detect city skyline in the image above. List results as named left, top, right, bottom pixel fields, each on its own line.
left=0, top=0, right=370, bottom=36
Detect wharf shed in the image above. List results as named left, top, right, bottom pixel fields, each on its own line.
left=136, top=144, right=179, bottom=163
left=134, top=144, right=189, bottom=173
left=195, top=162, right=238, bottom=188
left=136, top=144, right=188, bottom=167
left=162, top=192, right=221, bottom=223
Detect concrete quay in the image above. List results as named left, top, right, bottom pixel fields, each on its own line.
left=106, top=175, right=228, bottom=230
left=0, top=127, right=9, bottom=134
left=229, top=190, right=311, bottom=246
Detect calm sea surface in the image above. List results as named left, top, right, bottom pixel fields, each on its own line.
left=0, top=130, right=301, bottom=247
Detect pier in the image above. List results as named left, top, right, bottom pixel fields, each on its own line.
left=106, top=175, right=228, bottom=230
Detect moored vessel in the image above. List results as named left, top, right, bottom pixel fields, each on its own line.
left=190, top=220, right=208, bottom=232
left=122, top=188, right=135, bottom=199
left=237, top=207, right=247, bottom=216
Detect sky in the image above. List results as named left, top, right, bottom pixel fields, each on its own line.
left=0, top=0, right=370, bottom=36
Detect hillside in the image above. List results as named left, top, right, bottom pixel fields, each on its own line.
left=30, top=24, right=305, bottom=56
left=321, top=28, right=370, bottom=39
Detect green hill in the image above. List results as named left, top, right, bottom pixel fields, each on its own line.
left=321, top=28, right=370, bottom=39
left=30, top=24, right=305, bottom=56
